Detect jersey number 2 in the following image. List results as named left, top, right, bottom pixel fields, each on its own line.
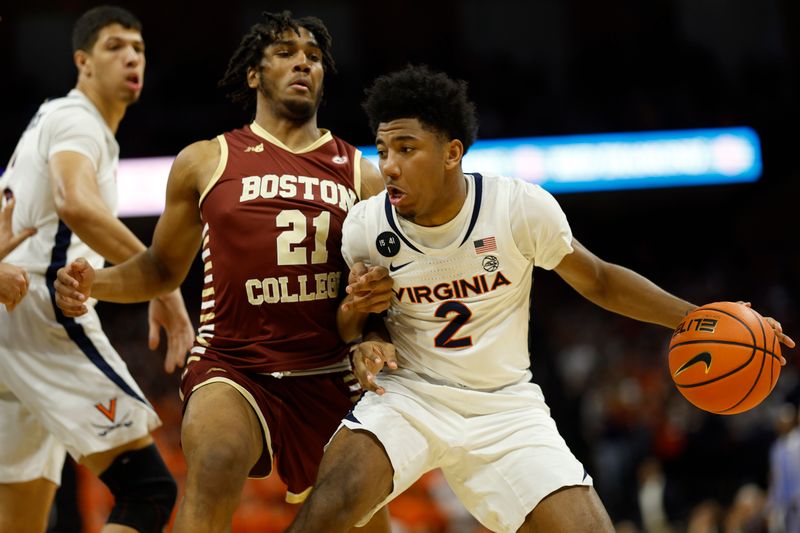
left=276, top=209, right=330, bottom=265
left=434, top=301, right=473, bottom=348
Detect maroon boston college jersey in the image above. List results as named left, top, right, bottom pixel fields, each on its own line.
left=192, top=122, right=363, bottom=373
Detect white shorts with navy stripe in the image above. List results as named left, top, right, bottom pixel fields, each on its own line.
left=339, top=369, right=592, bottom=533
left=0, top=276, right=160, bottom=485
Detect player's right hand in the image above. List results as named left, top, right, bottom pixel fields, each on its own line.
left=0, top=262, right=30, bottom=311
left=351, top=340, right=397, bottom=395
left=54, top=257, right=94, bottom=317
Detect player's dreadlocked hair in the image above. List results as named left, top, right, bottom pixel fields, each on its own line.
left=218, top=10, right=336, bottom=111
left=362, top=65, right=479, bottom=152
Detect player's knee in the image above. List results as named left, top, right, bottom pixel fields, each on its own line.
left=99, top=444, right=177, bottom=532
left=188, top=437, right=254, bottom=484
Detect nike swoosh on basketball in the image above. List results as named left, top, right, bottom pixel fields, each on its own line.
left=388, top=261, right=412, bottom=272
left=674, top=351, right=712, bottom=376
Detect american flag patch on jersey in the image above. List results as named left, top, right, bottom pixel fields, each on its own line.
left=473, top=237, right=497, bottom=254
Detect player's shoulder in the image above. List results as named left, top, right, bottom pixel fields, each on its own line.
left=173, top=138, right=222, bottom=177
left=39, top=94, right=102, bottom=130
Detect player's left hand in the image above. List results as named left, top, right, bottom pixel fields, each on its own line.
left=342, top=262, right=393, bottom=314
left=351, top=340, right=397, bottom=395
left=148, top=288, right=194, bottom=373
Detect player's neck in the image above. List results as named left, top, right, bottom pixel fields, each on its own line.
left=414, top=172, right=468, bottom=227
left=75, top=83, right=126, bottom=134
left=252, top=107, right=321, bottom=151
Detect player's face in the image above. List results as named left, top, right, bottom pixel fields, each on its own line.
left=254, top=27, right=325, bottom=121
left=376, top=118, right=458, bottom=226
left=82, top=24, right=145, bottom=104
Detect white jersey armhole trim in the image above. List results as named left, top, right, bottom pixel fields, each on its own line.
left=198, top=134, right=228, bottom=207
left=354, top=149, right=363, bottom=201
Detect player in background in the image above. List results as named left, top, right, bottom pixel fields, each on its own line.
left=0, top=6, right=194, bottom=533
left=287, top=65, right=795, bottom=533
left=54, top=11, right=392, bottom=533
left=0, top=196, right=37, bottom=310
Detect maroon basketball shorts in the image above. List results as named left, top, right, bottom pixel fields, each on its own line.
left=180, top=357, right=361, bottom=501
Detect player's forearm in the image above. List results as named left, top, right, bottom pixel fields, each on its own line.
left=57, top=199, right=145, bottom=264
left=92, top=248, right=180, bottom=303
left=586, top=263, right=697, bottom=329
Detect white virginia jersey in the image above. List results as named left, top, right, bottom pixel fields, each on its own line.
left=342, top=173, right=574, bottom=390
left=0, top=89, right=119, bottom=275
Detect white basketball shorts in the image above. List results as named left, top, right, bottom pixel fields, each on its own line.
left=0, top=277, right=160, bottom=484
left=339, top=369, right=592, bottom=533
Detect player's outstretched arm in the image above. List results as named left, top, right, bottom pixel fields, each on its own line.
left=0, top=262, right=30, bottom=311
left=555, top=239, right=795, bottom=349
left=0, top=197, right=36, bottom=261
left=56, top=141, right=213, bottom=305
left=554, top=238, right=697, bottom=329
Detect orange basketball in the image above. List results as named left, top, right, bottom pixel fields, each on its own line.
left=668, top=301, right=781, bottom=415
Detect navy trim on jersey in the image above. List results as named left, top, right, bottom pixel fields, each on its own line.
left=459, top=173, right=483, bottom=247
left=383, top=173, right=484, bottom=254
left=45, top=221, right=148, bottom=405
left=384, top=195, right=423, bottom=253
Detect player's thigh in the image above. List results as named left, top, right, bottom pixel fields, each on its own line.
left=0, top=479, right=58, bottom=533
left=520, top=485, right=613, bottom=533
left=181, top=381, right=263, bottom=473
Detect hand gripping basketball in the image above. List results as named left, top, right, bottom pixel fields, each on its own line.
left=669, top=301, right=790, bottom=414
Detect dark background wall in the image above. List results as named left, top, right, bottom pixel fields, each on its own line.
left=3, top=1, right=800, bottom=530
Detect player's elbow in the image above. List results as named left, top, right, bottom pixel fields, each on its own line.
left=54, top=196, right=92, bottom=228
left=145, top=248, right=185, bottom=292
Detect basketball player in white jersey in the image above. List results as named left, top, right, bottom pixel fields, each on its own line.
left=0, top=7, right=193, bottom=532
left=287, top=66, right=796, bottom=533
left=0, top=197, right=36, bottom=309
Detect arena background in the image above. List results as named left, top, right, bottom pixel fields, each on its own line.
left=2, top=1, right=799, bottom=531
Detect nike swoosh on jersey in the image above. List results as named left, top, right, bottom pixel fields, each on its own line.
left=674, top=351, right=712, bottom=376
left=389, top=261, right=413, bottom=272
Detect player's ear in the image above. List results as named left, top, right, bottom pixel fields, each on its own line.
left=246, top=66, right=260, bottom=89
left=444, top=139, right=463, bottom=170
left=74, top=50, right=91, bottom=77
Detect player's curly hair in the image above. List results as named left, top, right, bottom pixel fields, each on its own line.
left=218, top=10, right=336, bottom=111
left=72, top=5, right=141, bottom=53
left=362, top=65, right=479, bottom=152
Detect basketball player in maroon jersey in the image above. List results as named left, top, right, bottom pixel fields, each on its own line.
left=54, top=11, right=392, bottom=533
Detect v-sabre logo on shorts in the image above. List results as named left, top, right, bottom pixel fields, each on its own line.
left=95, top=398, right=117, bottom=422
left=92, top=398, right=133, bottom=436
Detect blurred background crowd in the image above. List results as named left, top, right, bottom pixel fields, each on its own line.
left=2, top=1, right=799, bottom=532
